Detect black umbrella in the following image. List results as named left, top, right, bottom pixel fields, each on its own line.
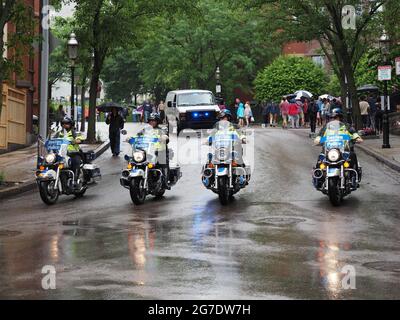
left=96, top=102, right=123, bottom=113
left=357, top=84, right=379, bottom=93
left=284, top=94, right=296, bottom=100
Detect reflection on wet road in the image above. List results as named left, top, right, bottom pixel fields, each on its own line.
left=0, top=128, right=400, bottom=299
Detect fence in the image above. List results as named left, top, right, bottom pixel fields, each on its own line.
left=0, top=84, right=27, bottom=149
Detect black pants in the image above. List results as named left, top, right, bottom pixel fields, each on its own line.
left=160, top=110, right=165, bottom=123
left=109, top=130, right=121, bottom=155
left=361, top=115, right=368, bottom=128
left=69, top=153, right=82, bottom=182
left=309, top=115, right=317, bottom=133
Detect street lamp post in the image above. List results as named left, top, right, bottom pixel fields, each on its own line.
left=379, top=32, right=391, bottom=149
left=67, top=33, right=78, bottom=127
left=215, top=66, right=221, bottom=99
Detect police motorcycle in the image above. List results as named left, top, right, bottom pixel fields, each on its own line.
left=201, top=119, right=251, bottom=205
left=36, top=134, right=101, bottom=205
left=312, top=120, right=362, bottom=206
left=120, top=124, right=181, bottom=205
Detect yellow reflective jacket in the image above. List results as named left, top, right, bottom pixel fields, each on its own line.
left=57, top=129, right=84, bottom=152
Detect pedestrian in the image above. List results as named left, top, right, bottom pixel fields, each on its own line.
left=279, top=96, right=289, bottom=129
left=316, top=98, right=323, bottom=127
left=106, top=107, right=125, bottom=157
left=375, top=102, right=383, bottom=134
left=296, top=98, right=304, bottom=127
left=308, top=98, right=319, bottom=134
left=367, top=94, right=378, bottom=130
left=121, top=107, right=129, bottom=121
left=244, top=101, right=252, bottom=127
left=55, top=105, right=65, bottom=130
left=390, top=84, right=400, bottom=113
left=323, top=98, right=331, bottom=124
left=269, top=101, right=279, bottom=127
left=303, top=98, right=309, bottom=128
left=143, top=100, right=153, bottom=123
left=236, top=98, right=245, bottom=127
left=261, top=101, right=269, bottom=127
left=359, top=96, right=370, bottom=129
left=137, top=104, right=144, bottom=123
left=158, top=100, right=166, bottom=124
left=218, top=98, right=227, bottom=111
left=288, top=99, right=299, bottom=128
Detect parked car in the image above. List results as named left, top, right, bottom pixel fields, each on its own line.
left=165, top=90, right=220, bottom=131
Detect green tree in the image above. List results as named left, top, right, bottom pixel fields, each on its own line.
left=101, top=48, right=144, bottom=103
left=245, top=0, right=390, bottom=128
left=254, top=55, right=328, bottom=102
left=70, top=0, right=196, bottom=143
left=136, top=0, right=280, bottom=103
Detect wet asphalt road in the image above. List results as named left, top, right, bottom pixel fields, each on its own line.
left=0, top=126, right=400, bottom=300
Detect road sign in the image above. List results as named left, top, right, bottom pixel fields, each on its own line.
left=396, top=57, right=400, bottom=76
left=378, top=66, right=392, bottom=81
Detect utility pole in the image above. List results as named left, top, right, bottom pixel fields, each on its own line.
left=39, top=0, right=49, bottom=138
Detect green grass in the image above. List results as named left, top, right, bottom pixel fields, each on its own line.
left=0, top=171, right=4, bottom=185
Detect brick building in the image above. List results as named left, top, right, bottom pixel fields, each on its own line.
left=0, top=0, right=41, bottom=152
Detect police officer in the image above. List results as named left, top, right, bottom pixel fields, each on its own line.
left=208, top=110, right=247, bottom=166
left=57, top=117, right=84, bottom=188
left=138, top=113, right=170, bottom=187
left=314, top=108, right=363, bottom=180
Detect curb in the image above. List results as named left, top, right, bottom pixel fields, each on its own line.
left=0, top=140, right=110, bottom=200
left=356, top=144, right=400, bottom=173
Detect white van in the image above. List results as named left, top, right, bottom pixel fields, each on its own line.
left=165, top=90, right=220, bottom=131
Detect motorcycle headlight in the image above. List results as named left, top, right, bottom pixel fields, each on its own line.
left=133, top=151, right=145, bottom=163
left=216, top=147, right=228, bottom=161
left=45, top=153, right=56, bottom=164
left=327, top=149, right=340, bottom=162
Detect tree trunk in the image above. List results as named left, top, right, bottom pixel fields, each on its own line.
left=87, top=70, right=100, bottom=143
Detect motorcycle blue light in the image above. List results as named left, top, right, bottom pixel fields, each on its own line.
left=208, top=153, right=213, bottom=161
left=319, top=154, right=325, bottom=161
left=124, top=154, right=130, bottom=162
left=205, top=112, right=209, bottom=116
left=193, top=113, right=199, bottom=118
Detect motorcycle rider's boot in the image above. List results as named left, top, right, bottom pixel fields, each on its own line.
left=357, top=164, right=362, bottom=183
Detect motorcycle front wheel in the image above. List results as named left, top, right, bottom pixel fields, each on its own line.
left=218, top=176, right=231, bottom=205
left=39, top=180, right=59, bottom=205
left=130, top=178, right=146, bottom=205
left=328, top=177, right=342, bottom=206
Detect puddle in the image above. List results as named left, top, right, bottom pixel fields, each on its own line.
left=249, top=217, right=307, bottom=227
left=0, top=230, right=22, bottom=237
left=363, top=261, right=400, bottom=273
left=62, top=220, right=80, bottom=226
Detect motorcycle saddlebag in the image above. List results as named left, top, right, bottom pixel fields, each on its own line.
left=83, top=164, right=101, bottom=182
left=169, top=166, right=181, bottom=186
left=82, top=150, right=96, bottom=163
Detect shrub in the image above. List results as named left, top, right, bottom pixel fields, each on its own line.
left=254, top=55, right=329, bottom=102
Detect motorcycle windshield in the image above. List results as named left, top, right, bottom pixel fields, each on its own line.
left=211, top=121, right=241, bottom=163
left=128, top=125, right=162, bottom=161
left=320, top=120, right=351, bottom=151
left=37, top=138, right=70, bottom=164
left=44, top=138, right=71, bottom=153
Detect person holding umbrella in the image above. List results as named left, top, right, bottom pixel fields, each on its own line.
left=106, top=107, right=125, bottom=156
